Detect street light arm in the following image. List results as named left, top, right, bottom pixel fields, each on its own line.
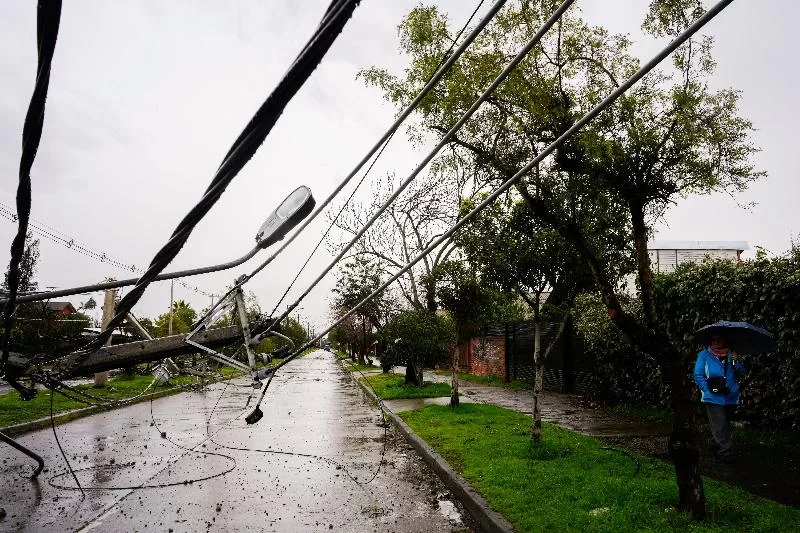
left=1, top=245, right=262, bottom=305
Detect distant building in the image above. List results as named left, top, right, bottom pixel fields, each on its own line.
left=648, top=240, right=749, bottom=273
left=44, top=301, right=77, bottom=315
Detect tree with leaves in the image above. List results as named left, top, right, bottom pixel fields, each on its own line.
left=2, top=233, right=39, bottom=293
left=429, top=259, right=524, bottom=406
left=364, top=0, right=763, bottom=517
left=380, top=309, right=455, bottom=385
left=455, top=194, right=604, bottom=439
left=331, top=258, right=397, bottom=365
left=154, top=299, right=198, bottom=337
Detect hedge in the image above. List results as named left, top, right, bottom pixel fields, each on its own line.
left=574, top=247, right=800, bottom=429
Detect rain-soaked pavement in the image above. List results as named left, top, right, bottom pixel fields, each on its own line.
left=0, top=351, right=477, bottom=532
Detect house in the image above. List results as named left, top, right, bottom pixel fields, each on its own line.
left=648, top=240, right=748, bottom=274
left=44, top=301, right=77, bottom=315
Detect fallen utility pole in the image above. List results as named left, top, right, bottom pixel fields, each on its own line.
left=54, top=323, right=269, bottom=378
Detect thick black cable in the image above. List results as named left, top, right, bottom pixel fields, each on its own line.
left=191, top=0, right=506, bottom=332
left=284, top=0, right=735, bottom=359
left=50, top=386, right=85, bottom=496
left=2, top=0, right=62, bottom=377
left=76, top=0, right=361, bottom=356
left=266, top=0, right=488, bottom=318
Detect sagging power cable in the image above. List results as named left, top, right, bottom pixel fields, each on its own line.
left=287, top=0, right=736, bottom=361
left=192, top=0, right=507, bottom=330
left=67, top=0, right=361, bottom=359
left=265, top=0, right=492, bottom=319
left=256, top=0, right=577, bottom=346
left=2, top=0, right=62, bottom=378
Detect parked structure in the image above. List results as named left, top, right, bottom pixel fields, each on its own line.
left=648, top=240, right=748, bottom=273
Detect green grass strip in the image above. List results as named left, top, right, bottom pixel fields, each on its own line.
left=0, top=374, right=198, bottom=428
left=434, top=370, right=532, bottom=390
left=361, top=373, right=450, bottom=400
left=401, top=404, right=800, bottom=532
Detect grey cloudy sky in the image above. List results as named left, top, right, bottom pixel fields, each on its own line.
left=1, top=1, right=798, bottom=332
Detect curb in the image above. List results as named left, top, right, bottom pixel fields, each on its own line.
left=347, top=365, right=515, bottom=533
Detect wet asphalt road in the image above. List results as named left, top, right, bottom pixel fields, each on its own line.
left=0, top=350, right=475, bottom=532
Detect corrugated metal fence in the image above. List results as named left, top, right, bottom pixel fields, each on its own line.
left=480, top=320, right=592, bottom=394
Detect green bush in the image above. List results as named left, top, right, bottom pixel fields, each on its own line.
left=379, top=310, right=455, bottom=372
left=573, top=294, right=670, bottom=408
left=574, top=247, right=800, bottom=429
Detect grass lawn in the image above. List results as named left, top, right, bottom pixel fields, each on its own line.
left=362, top=373, right=451, bottom=400
left=343, top=360, right=381, bottom=373
left=0, top=373, right=197, bottom=428
left=436, top=370, right=533, bottom=390
left=401, top=403, right=800, bottom=532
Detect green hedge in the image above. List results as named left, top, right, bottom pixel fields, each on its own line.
left=574, top=247, right=800, bottom=429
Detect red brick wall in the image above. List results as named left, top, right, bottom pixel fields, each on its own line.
left=463, top=336, right=505, bottom=379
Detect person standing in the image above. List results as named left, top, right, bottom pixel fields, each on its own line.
left=693, top=334, right=747, bottom=463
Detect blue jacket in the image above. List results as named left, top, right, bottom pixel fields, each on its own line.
left=693, top=348, right=746, bottom=405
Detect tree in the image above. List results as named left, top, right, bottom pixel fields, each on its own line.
left=2, top=233, right=39, bottom=293
left=379, top=309, right=455, bottom=385
left=429, top=260, right=524, bottom=405
left=455, top=194, right=601, bottom=440
left=364, top=0, right=763, bottom=517
left=329, top=172, right=463, bottom=311
left=154, top=299, right=198, bottom=337
left=331, top=258, right=397, bottom=365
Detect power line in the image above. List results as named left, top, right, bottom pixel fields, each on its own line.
left=258, top=0, right=577, bottom=342
left=265, top=0, right=491, bottom=319
left=290, top=0, right=737, bottom=362
left=78, top=0, right=362, bottom=356
left=0, top=201, right=216, bottom=299
left=194, top=0, right=508, bottom=331
left=2, top=0, right=62, bottom=379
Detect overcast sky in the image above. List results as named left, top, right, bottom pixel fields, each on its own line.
left=1, top=1, right=797, bottom=332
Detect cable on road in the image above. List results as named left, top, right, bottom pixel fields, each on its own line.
left=205, top=351, right=389, bottom=490
left=47, top=378, right=245, bottom=492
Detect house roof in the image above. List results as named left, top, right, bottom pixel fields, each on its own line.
left=648, top=240, right=749, bottom=252
left=44, top=301, right=77, bottom=313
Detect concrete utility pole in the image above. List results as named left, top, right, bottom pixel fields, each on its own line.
left=94, top=281, right=117, bottom=387
left=168, top=279, right=175, bottom=336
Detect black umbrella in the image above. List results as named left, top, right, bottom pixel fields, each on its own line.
left=694, top=320, right=776, bottom=353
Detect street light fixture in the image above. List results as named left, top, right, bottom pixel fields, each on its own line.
left=1, top=186, right=316, bottom=305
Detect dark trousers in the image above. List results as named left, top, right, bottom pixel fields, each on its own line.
left=704, top=403, right=736, bottom=456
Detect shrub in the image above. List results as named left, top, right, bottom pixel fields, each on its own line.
left=574, top=246, right=800, bottom=429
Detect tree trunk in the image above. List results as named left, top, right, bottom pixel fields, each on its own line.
left=450, top=329, right=460, bottom=407
left=531, top=303, right=542, bottom=441
left=667, top=359, right=705, bottom=519
left=405, top=358, right=423, bottom=386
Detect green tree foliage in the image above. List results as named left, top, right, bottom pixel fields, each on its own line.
left=332, top=258, right=396, bottom=365
left=154, top=299, right=198, bottom=337
left=380, top=309, right=455, bottom=386
left=576, top=246, right=800, bottom=431
left=363, top=1, right=764, bottom=517
left=428, top=259, right=524, bottom=405
left=2, top=233, right=40, bottom=293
